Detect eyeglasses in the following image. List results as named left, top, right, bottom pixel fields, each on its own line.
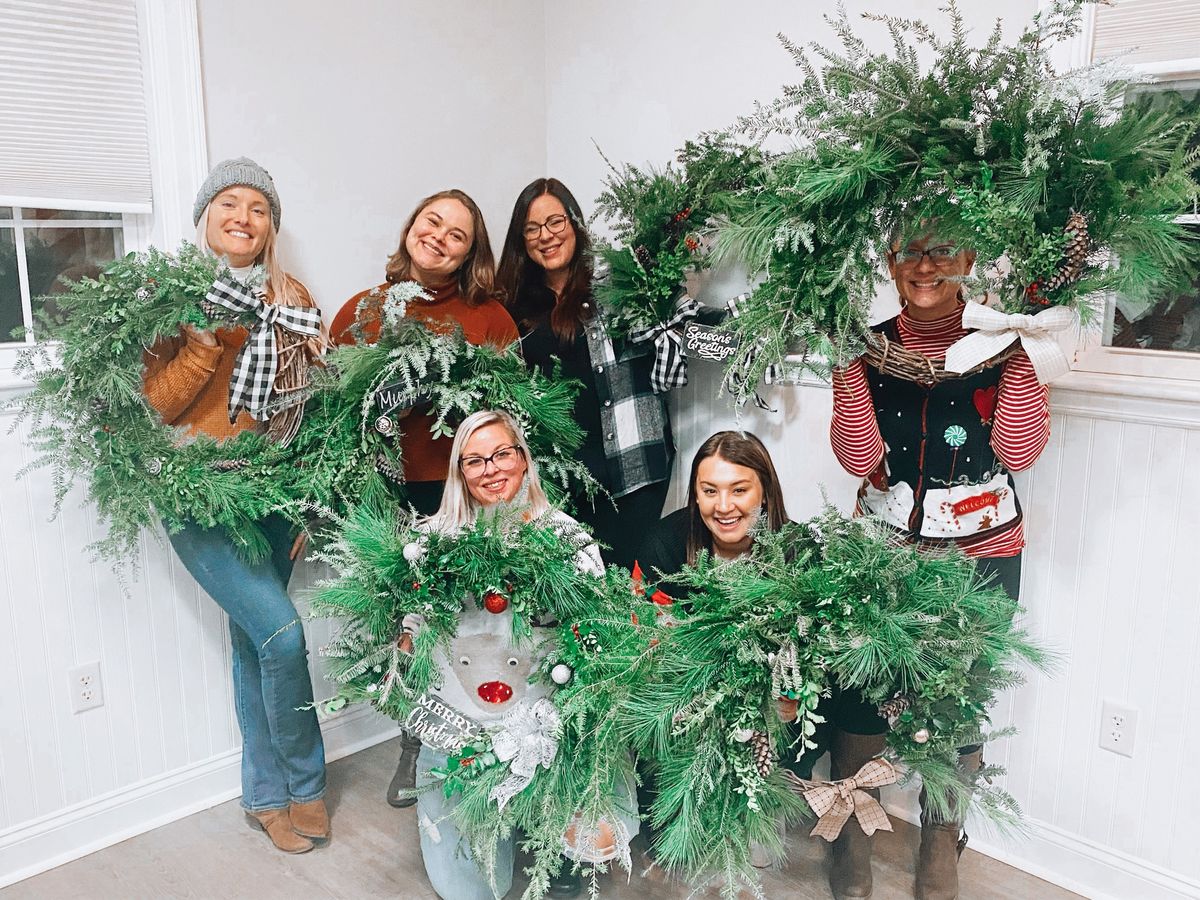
left=459, top=445, right=525, bottom=477
left=523, top=214, right=569, bottom=240
left=894, top=245, right=962, bottom=265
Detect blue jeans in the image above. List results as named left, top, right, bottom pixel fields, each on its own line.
left=168, top=514, right=326, bottom=812
left=416, top=744, right=514, bottom=900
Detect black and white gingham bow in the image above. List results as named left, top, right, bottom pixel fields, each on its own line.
left=722, top=292, right=776, bottom=410
left=204, top=278, right=322, bottom=423
left=628, top=295, right=701, bottom=393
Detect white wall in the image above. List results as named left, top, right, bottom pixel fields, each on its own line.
left=546, top=3, right=1200, bottom=899
left=196, top=0, right=547, bottom=317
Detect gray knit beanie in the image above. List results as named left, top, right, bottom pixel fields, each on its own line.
left=192, top=157, right=282, bottom=229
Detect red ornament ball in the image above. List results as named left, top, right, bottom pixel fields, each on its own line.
left=483, top=591, right=509, bottom=614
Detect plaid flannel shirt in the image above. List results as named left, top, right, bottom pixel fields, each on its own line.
left=583, top=316, right=674, bottom=498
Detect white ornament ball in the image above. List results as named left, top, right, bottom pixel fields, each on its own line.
left=366, top=684, right=378, bottom=694
left=913, top=728, right=930, bottom=744
left=734, top=727, right=754, bottom=743
left=551, top=664, right=573, bottom=685
left=402, top=541, right=424, bottom=563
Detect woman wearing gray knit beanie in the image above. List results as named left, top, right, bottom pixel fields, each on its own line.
left=142, top=156, right=330, bottom=854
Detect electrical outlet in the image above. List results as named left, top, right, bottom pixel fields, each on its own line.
left=1099, top=700, right=1137, bottom=758
left=68, top=662, right=104, bottom=714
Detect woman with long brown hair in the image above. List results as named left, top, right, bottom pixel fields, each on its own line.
left=497, top=178, right=673, bottom=570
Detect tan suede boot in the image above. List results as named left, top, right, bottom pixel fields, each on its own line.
left=290, top=798, right=330, bottom=840
left=915, top=748, right=984, bottom=900
left=247, top=808, right=314, bottom=854
left=828, top=729, right=889, bottom=900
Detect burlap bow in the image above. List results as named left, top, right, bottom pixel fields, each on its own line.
left=488, top=698, right=561, bottom=811
left=942, top=301, right=1075, bottom=384
left=629, top=295, right=701, bottom=393
left=204, top=277, right=323, bottom=422
left=787, top=757, right=897, bottom=842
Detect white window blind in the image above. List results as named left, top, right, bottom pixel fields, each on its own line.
left=1092, top=0, right=1200, bottom=67
left=0, top=0, right=152, bottom=212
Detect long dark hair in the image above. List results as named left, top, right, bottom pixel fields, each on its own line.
left=685, top=431, right=789, bottom=564
left=385, top=189, right=496, bottom=307
left=496, top=178, right=594, bottom=342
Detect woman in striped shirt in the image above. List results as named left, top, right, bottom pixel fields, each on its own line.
left=829, top=230, right=1050, bottom=900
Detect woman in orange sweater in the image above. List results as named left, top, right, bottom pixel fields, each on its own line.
left=142, top=158, right=329, bottom=854
left=329, top=190, right=521, bottom=815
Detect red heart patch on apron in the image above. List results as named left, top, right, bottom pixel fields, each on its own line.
left=973, top=386, right=997, bottom=423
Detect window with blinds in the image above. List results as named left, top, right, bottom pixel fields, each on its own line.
left=0, top=0, right=153, bottom=212
left=1092, top=0, right=1200, bottom=68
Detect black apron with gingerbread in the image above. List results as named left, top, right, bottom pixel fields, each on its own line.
left=859, top=317, right=1021, bottom=549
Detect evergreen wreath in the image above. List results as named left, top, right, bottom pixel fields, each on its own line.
left=9, top=244, right=315, bottom=563
left=711, top=0, right=1200, bottom=400
left=592, top=135, right=763, bottom=340
left=288, top=283, right=596, bottom=516
left=311, top=503, right=644, bottom=899
left=626, top=508, right=1050, bottom=897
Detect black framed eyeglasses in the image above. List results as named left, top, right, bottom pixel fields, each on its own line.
left=523, top=214, right=569, bottom=240
left=459, top=445, right=525, bottom=477
left=893, top=245, right=961, bottom=265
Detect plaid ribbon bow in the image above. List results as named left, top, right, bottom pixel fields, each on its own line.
left=784, top=757, right=897, bottom=842
left=721, top=292, right=777, bottom=410
left=205, top=277, right=323, bottom=422
left=629, top=295, right=701, bottom=393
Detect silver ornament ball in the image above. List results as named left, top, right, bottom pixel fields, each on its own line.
left=550, top=663, right=573, bottom=685
left=913, top=728, right=931, bottom=744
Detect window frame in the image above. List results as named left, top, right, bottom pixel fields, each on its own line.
left=1041, top=0, right=1200, bottom=391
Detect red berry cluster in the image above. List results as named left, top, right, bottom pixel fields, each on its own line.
left=673, top=206, right=692, bottom=222
left=684, top=236, right=700, bottom=252
left=1025, top=281, right=1050, bottom=306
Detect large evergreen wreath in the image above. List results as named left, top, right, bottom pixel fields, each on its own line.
left=700, top=0, right=1199, bottom=400
left=311, top=503, right=642, bottom=898
left=626, top=508, right=1049, bottom=897
left=9, top=244, right=314, bottom=562
left=288, top=283, right=596, bottom=516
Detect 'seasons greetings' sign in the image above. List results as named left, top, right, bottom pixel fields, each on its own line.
left=683, top=322, right=741, bottom=363
left=404, top=694, right=483, bottom=753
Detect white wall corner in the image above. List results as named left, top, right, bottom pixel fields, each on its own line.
left=134, top=0, right=209, bottom=251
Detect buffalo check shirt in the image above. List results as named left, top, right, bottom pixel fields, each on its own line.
left=583, top=316, right=674, bottom=498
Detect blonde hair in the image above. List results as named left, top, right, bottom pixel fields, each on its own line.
left=195, top=199, right=316, bottom=315
left=425, top=409, right=550, bottom=533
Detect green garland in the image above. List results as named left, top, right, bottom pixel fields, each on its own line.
left=625, top=508, right=1050, bottom=897
left=288, top=283, right=595, bottom=516
left=8, top=244, right=305, bottom=562
left=592, top=135, right=763, bottom=338
left=703, top=0, right=1200, bottom=399
left=311, top=503, right=643, bottom=898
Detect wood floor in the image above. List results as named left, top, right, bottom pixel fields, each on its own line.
left=3, top=738, right=1080, bottom=900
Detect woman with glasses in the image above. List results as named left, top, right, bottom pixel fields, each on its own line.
left=496, top=178, right=673, bottom=570
left=828, top=230, right=1050, bottom=900
left=329, top=189, right=519, bottom=809
left=406, top=409, right=608, bottom=900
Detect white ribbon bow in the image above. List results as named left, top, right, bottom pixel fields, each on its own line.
left=488, top=698, right=561, bottom=810
left=942, top=301, right=1076, bottom=384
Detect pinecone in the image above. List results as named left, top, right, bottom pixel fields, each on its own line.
left=90, top=397, right=109, bottom=414
left=1042, top=211, right=1092, bottom=294
left=375, top=452, right=403, bottom=483
left=877, top=693, right=913, bottom=723
left=633, top=244, right=654, bottom=273
left=751, top=730, right=774, bottom=777
left=210, top=458, right=250, bottom=472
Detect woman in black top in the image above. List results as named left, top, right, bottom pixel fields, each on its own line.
left=497, top=178, right=673, bottom=570
left=637, top=431, right=888, bottom=900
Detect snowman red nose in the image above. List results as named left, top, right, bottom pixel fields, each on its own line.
left=477, top=681, right=513, bottom=704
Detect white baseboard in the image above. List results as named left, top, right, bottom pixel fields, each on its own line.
left=0, top=706, right=399, bottom=888
left=884, top=799, right=1200, bottom=900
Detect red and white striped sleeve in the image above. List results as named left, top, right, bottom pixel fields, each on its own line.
left=991, top=351, right=1050, bottom=472
left=830, top=359, right=886, bottom=477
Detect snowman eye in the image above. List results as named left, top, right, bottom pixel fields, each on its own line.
left=506, top=657, right=519, bottom=667
left=459, top=655, right=470, bottom=666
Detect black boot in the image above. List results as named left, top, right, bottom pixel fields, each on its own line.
left=386, top=731, right=421, bottom=808
left=547, top=856, right=583, bottom=898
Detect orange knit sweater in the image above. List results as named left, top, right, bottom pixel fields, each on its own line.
left=142, top=277, right=319, bottom=441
